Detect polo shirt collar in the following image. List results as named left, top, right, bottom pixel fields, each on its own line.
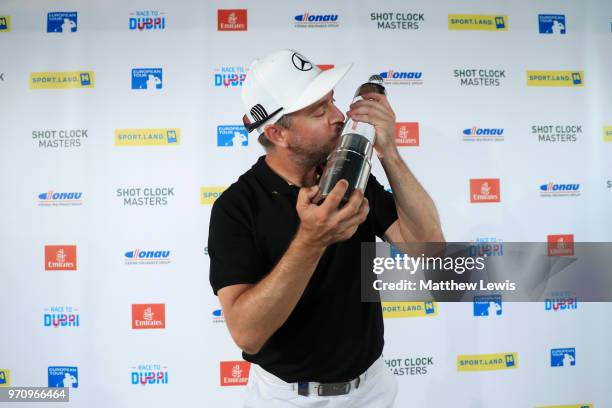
left=252, top=155, right=300, bottom=196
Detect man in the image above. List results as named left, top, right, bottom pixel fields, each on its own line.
left=208, top=49, right=444, bottom=407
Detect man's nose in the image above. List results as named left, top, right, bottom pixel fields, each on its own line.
left=331, top=104, right=345, bottom=124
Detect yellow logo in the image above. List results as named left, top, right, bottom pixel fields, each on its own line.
left=30, top=71, right=94, bottom=89
left=603, top=125, right=612, bottom=142
left=448, top=15, right=508, bottom=31
left=0, top=16, right=10, bottom=32
left=527, top=71, right=584, bottom=87
left=200, top=187, right=227, bottom=205
left=115, top=128, right=180, bottom=146
left=0, top=369, right=10, bottom=387
left=536, top=405, right=593, bottom=408
left=457, top=352, right=517, bottom=372
left=382, top=301, right=437, bottom=318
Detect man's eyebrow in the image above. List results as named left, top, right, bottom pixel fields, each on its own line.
left=307, top=91, right=335, bottom=113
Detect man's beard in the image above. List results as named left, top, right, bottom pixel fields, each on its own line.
left=286, top=125, right=343, bottom=169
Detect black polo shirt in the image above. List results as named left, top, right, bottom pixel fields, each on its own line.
left=208, top=155, right=398, bottom=383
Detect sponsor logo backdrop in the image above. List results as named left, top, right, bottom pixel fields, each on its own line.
left=0, top=1, right=611, bottom=407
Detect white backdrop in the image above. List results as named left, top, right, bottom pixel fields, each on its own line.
left=0, top=1, right=611, bottom=407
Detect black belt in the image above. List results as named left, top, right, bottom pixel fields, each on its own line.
left=295, top=372, right=366, bottom=396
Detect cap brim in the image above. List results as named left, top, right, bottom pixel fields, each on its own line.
left=284, top=63, right=353, bottom=114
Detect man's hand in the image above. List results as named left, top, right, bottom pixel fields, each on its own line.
left=347, top=92, right=398, bottom=159
left=295, top=180, right=369, bottom=248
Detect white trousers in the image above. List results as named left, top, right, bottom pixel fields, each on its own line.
left=244, top=355, right=398, bottom=407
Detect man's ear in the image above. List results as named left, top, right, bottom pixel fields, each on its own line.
left=263, top=124, right=288, bottom=148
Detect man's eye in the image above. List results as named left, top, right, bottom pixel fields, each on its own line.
left=314, top=110, right=325, bottom=117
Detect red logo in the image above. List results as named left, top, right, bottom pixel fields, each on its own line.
left=547, top=234, right=574, bottom=256
left=132, top=304, right=166, bottom=329
left=470, top=179, right=501, bottom=203
left=316, top=64, right=335, bottom=71
left=218, top=9, right=247, bottom=31
left=395, top=122, right=419, bottom=146
left=44, top=245, right=77, bottom=271
left=220, top=361, right=250, bottom=386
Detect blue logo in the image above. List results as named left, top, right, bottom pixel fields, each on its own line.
left=469, top=238, right=504, bottom=257
left=129, top=10, right=166, bottom=31
left=293, top=12, right=340, bottom=28
left=212, top=309, right=225, bottom=323
left=379, top=70, right=423, bottom=85
left=551, top=348, right=576, bottom=367
left=473, top=295, right=502, bottom=316
left=48, top=366, right=78, bottom=388
left=462, top=127, right=505, bottom=142
left=539, top=14, right=566, bottom=34
left=125, top=249, right=170, bottom=259
left=462, top=127, right=504, bottom=136
left=47, top=12, right=77, bottom=33
left=79, top=72, right=91, bottom=86
left=124, top=249, right=171, bottom=265
left=294, top=13, right=338, bottom=22
left=540, top=183, right=580, bottom=192
left=214, top=66, right=247, bottom=88
left=131, top=364, right=168, bottom=385
left=44, top=306, right=80, bottom=328
left=384, top=71, right=418, bottom=79
left=505, top=353, right=515, bottom=367
left=424, top=301, right=435, bottom=314
left=389, top=244, right=404, bottom=258
left=545, top=296, right=578, bottom=311
left=131, top=68, right=162, bottom=90
left=167, top=130, right=177, bottom=143
left=39, top=191, right=82, bottom=201
left=38, top=191, right=83, bottom=206
left=0, top=17, right=8, bottom=31
left=540, top=182, right=580, bottom=197
left=217, top=125, right=248, bottom=147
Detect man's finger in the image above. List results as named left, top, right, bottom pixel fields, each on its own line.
left=358, top=197, right=370, bottom=222
left=333, top=188, right=364, bottom=223
left=360, top=92, right=393, bottom=110
left=349, top=101, right=392, bottom=119
left=297, top=185, right=319, bottom=208
left=348, top=112, right=374, bottom=126
left=336, top=197, right=370, bottom=231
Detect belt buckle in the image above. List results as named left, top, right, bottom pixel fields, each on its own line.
left=317, top=382, right=351, bottom=396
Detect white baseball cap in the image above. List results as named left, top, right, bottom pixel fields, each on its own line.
left=241, top=49, right=353, bottom=134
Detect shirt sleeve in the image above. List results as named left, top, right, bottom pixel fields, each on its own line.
left=365, top=173, right=398, bottom=240
left=208, top=191, right=264, bottom=296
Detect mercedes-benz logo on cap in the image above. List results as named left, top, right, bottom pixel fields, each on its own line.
left=292, top=52, right=313, bottom=72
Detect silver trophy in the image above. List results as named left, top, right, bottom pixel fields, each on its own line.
left=315, top=75, right=386, bottom=204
